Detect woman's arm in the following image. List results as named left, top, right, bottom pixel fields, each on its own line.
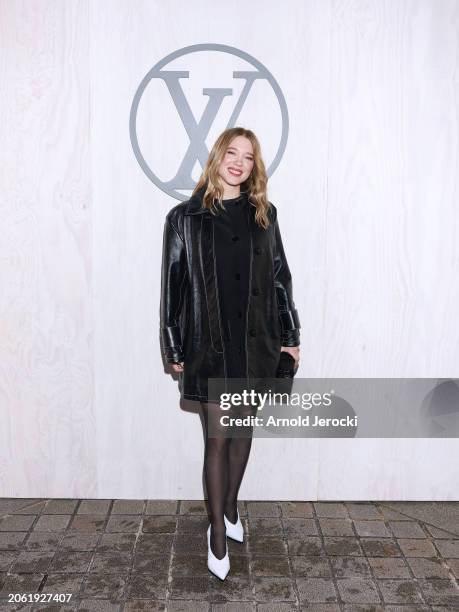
left=160, top=214, right=188, bottom=365
left=272, top=206, right=301, bottom=347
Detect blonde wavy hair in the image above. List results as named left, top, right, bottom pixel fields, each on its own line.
left=192, top=127, right=271, bottom=229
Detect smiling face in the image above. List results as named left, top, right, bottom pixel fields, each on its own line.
left=218, top=135, right=255, bottom=189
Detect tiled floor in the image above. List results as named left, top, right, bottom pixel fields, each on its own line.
left=0, top=499, right=458, bottom=611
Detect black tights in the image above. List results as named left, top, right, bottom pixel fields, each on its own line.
left=200, top=400, right=257, bottom=560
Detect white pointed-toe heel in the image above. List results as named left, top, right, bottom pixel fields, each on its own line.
left=224, top=509, right=244, bottom=542
left=207, top=524, right=230, bottom=580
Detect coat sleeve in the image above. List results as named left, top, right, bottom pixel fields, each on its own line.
left=272, top=206, right=301, bottom=347
left=160, top=213, right=189, bottom=363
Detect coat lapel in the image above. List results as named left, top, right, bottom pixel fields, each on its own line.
left=185, top=187, right=257, bottom=356
left=183, top=186, right=211, bottom=216
left=200, top=215, right=224, bottom=353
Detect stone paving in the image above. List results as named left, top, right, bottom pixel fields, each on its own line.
left=0, top=499, right=458, bottom=610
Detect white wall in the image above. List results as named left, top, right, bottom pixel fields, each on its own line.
left=1, top=0, right=458, bottom=499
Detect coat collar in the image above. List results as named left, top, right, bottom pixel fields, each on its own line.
left=184, top=185, right=250, bottom=216
left=183, top=186, right=209, bottom=215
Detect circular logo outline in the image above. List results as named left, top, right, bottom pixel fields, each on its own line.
left=129, top=43, right=289, bottom=201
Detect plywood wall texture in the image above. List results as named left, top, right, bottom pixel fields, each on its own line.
left=0, top=0, right=458, bottom=498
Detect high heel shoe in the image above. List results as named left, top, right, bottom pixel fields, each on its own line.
left=224, top=509, right=244, bottom=542
left=207, top=524, right=230, bottom=580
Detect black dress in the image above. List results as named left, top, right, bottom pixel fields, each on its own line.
left=213, top=191, right=250, bottom=379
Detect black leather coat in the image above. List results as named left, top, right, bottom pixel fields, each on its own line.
left=160, top=187, right=301, bottom=401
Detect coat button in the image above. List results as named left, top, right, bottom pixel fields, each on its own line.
left=254, top=246, right=261, bottom=254
left=235, top=273, right=241, bottom=280
left=249, top=329, right=257, bottom=337
left=232, top=235, right=240, bottom=242
left=237, top=310, right=243, bottom=318
left=252, top=288, right=260, bottom=296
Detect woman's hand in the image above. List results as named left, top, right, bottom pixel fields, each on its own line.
left=281, top=346, right=300, bottom=370
left=173, top=349, right=301, bottom=374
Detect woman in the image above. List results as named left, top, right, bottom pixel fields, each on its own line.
left=160, top=127, right=301, bottom=580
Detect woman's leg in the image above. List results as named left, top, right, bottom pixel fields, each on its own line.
left=200, top=401, right=231, bottom=560
left=224, top=402, right=258, bottom=523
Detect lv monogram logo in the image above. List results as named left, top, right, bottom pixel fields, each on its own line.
left=129, top=43, right=289, bottom=201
